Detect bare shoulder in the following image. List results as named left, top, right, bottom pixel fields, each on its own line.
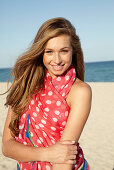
left=67, top=78, right=92, bottom=107
left=73, top=78, right=92, bottom=93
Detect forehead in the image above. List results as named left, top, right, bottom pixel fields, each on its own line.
left=45, top=34, right=71, bottom=49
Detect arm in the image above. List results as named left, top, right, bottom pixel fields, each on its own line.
left=2, top=106, right=77, bottom=164
left=2, top=106, right=48, bottom=162
left=53, top=82, right=92, bottom=170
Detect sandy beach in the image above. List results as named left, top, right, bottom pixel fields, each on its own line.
left=0, top=82, right=114, bottom=170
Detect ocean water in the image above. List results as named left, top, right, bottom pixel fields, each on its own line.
left=0, top=61, right=114, bottom=82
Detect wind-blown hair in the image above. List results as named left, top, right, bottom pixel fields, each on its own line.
left=5, top=17, right=85, bottom=136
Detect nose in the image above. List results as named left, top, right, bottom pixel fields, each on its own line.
left=54, top=52, right=62, bottom=64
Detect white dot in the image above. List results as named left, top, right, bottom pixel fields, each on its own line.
left=48, top=91, right=53, bottom=96
left=31, top=117, right=35, bottom=121
left=46, top=73, right=50, bottom=77
left=62, top=121, right=66, bottom=126
left=19, top=124, right=24, bottom=130
left=46, top=100, right=51, bottom=104
left=43, top=115, right=47, bottom=119
left=50, top=136, right=55, bottom=140
left=20, top=164, right=22, bottom=169
left=38, top=164, right=41, bottom=170
left=41, top=93, right=46, bottom=96
left=23, top=114, right=26, bottom=118
left=73, top=69, right=75, bottom=73
left=23, top=141, right=27, bottom=145
left=53, top=118, right=58, bottom=122
left=19, top=134, right=22, bottom=139
left=42, top=131, right=47, bottom=138
left=61, top=85, right=64, bottom=89
left=39, top=124, right=44, bottom=128
left=65, top=84, right=68, bottom=88
left=46, top=165, right=51, bottom=170
left=56, top=101, right=61, bottom=106
left=79, top=154, right=82, bottom=157
left=37, top=139, right=41, bottom=144
left=29, top=105, right=31, bottom=109
left=35, top=125, right=39, bottom=129
left=41, top=119, right=46, bottom=124
left=39, top=137, right=43, bottom=142
left=75, top=164, right=78, bottom=167
left=30, top=132, right=33, bottom=137
left=57, top=77, right=61, bottom=81
left=62, top=93, right=65, bottom=96
left=44, top=108, right=49, bottom=112
left=54, top=110, right=60, bottom=115
left=51, top=127, right=56, bottom=131
left=65, top=111, right=68, bottom=116
left=36, top=107, right=39, bottom=112
left=31, top=100, right=34, bottom=105
left=44, top=112, right=48, bottom=116
left=33, top=112, right=37, bottom=117
left=51, top=140, right=55, bottom=144
left=38, top=101, right=42, bottom=105
left=65, top=75, right=69, bottom=80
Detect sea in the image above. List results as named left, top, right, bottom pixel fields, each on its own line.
left=0, top=61, right=114, bottom=82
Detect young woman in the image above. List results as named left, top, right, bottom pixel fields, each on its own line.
left=2, top=17, right=92, bottom=170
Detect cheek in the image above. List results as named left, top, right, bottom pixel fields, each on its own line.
left=43, top=55, right=49, bottom=65
left=65, top=54, right=72, bottom=62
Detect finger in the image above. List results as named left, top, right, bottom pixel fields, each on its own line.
left=70, top=150, right=78, bottom=155
left=69, top=145, right=77, bottom=152
left=68, top=154, right=76, bottom=160
left=66, top=159, right=76, bottom=165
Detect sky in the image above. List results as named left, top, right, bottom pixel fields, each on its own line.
left=0, top=0, right=114, bottom=68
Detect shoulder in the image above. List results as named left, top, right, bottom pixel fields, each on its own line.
left=67, top=78, right=92, bottom=107
left=73, top=78, right=92, bottom=95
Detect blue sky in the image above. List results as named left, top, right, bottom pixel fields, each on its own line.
left=0, top=0, right=114, bottom=68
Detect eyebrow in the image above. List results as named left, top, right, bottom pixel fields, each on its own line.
left=45, top=47, right=70, bottom=50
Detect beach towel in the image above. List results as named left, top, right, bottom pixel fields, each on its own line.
left=16, top=65, right=88, bottom=170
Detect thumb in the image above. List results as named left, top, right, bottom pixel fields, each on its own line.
left=60, top=140, right=76, bottom=145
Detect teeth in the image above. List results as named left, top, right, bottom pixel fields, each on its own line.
left=53, top=65, right=63, bottom=68
left=54, top=66, right=62, bottom=68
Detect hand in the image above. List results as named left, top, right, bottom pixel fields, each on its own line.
left=47, top=140, right=77, bottom=164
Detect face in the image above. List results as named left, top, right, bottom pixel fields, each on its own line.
left=43, top=34, right=73, bottom=78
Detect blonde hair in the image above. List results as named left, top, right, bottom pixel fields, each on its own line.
left=5, top=17, right=85, bottom=136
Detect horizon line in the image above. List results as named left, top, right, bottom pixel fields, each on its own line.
left=0, top=60, right=114, bottom=69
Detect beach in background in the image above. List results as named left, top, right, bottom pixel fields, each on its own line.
left=0, top=82, right=114, bottom=170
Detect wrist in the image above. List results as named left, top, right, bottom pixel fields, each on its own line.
left=36, top=147, right=48, bottom=162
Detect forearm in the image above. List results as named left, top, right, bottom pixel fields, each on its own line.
left=2, top=139, right=48, bottom=162
left=53, top=163, right=73, bottom=170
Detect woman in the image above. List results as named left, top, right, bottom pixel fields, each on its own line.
left=2, top=17, right=92, bottom=169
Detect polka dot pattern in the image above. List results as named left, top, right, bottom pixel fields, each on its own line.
left=56, top=101, right=61, bottom=106
left=51, top=127, right=56, bottom=131
left=54, top=110, right=60, bottom=115
left=48, top=91, right=53, bottom=96
left=16, top=65, right=84, bottom=169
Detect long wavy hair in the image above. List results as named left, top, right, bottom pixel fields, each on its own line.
left=5, top=17, right=85, bottom=136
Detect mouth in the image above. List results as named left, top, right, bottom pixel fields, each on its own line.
left=51, top=64, right=64, bottom=71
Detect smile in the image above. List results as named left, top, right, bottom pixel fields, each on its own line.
left=51, top=65, right=64, bottom=71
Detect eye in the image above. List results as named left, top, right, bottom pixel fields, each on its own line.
left=45, top=50, right=53, bottom=54
left=61, top=49, right=69, bottom=53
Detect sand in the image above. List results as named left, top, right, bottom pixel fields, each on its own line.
left=0, top=82, right=114, bottom=170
